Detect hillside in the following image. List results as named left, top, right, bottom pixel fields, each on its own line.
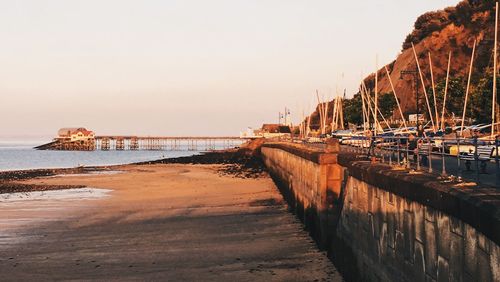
left=368, top=0, right=497, bottom=115
left=305, top=0, right=499, bottom=130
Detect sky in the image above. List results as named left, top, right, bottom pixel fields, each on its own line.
left=0, top=0, right=461, bottom=138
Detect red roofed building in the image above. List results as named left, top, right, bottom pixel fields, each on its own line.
left=57, top=128, right=95, bottom=142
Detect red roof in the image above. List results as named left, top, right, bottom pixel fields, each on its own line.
left=58, top=128, right=94, bottom=137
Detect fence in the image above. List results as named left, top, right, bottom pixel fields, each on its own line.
left=307, top=135, right=500, bottom=188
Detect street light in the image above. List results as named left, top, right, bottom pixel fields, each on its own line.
left=400, top=66, right=421, bottom=134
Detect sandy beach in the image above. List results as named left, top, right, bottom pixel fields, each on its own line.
left=0, top=164, right=341, bottom=281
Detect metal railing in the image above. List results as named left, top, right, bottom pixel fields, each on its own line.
left=304, top=135, right=500, bottom=188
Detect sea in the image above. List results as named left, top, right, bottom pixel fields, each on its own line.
left=0, top=140, right=211, bottom=172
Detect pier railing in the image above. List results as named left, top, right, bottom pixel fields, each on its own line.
left=36, top=136, right=248, bottom=151
left=94, top=136, right=246, bottom=151
left=301, top=135, right=500, bottom=188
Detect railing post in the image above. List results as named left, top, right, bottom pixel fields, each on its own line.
left=441, top=137, right=447, bottom=177
left=365, top=136, right=369, bottom=156
left=371, top=135, right=376, bottom=159
left=381, top=138, right=385, bottom=163
left=397, top=138, right=401, bottom=166
left=457, top=136, right=462, bottom=178
left=496, top=136, right=499, bottom=188
left=406, top=139, right=411, bottom=169
left=416, top=138, right=421, bottom=171
left=473, top=136, right=479, bottom=184
left=389, top=138, right=393, bottom=166
left=428, top=137, right=433, bottom=174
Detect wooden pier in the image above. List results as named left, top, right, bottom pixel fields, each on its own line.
left=95, top=136, right=244, bottom=151
left=36, top=136, right=247, bottom=151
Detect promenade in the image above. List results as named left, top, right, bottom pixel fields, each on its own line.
left=0, top=164, right=341, bottom=281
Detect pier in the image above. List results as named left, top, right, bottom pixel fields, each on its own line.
left=94, top=136, right=245, bottom=151
left=36, top=134, right=247, bottom=151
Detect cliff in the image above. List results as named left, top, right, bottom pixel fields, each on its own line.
left=369, top=0, right=497, bottom=114
left=301, top=0, right=499, bottom=129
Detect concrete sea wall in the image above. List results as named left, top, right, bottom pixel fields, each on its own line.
left=261, top=142, right=500, bottom=282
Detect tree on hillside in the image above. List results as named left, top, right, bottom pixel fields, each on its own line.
left=341, top=92, right=396, bottom=126
left=450, top=1, right=473, bottom=26
left=343, top=93, right=363, bottom=125
left=471, top=74, right=500, bottom=124
left=402, top=10, right=451, bottom=50
left=378, top=93, right=397, bottom=119
left=430, top=77, right=467, bottom=125
left=401, top=0, right=498, bottom=51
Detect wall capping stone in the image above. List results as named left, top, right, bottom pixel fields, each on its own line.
left=262, top=142, right=338, bottom=164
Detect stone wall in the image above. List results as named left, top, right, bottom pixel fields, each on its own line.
left=261, top=142, right=500, bottom=282
left=339, top=176, right=500, bottom=281
left=261, top=141, right=343, bottom=247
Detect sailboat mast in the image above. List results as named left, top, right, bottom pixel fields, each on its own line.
left=359, top=85, right=370, bottom=132
left=368, top=95, right=393, bottom=131
left=374, top=55, right=379, bottom=134
left=324, top=100, right=329, bottom=134
left=385, top=66, right=408, bottom=131
left=411, top=43, right=436, bottom=131
left=460, top=40, right=477, bottom=137
left=362, top=81, right=379, bottom=131
left=340, top=95, right=344, bottom=130
left=492, top=1, right=499, bottom=138
left=332, top=97, right=336, bottom=131
left=441, top=51, right=452, bottom=131
left=429, top=53, right=440, bottom=130
left=316, top=90, right=323, bottom=135
left=362, top=81, right=382, bottom=132
left=359, top=85, right=369, bottom=132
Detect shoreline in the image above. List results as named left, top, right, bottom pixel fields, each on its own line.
left=0, top=145, right=266, bottom=194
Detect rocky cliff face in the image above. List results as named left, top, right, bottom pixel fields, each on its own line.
left=370, top=0, right=497, bottom=114
left=303, top=1, right=498, bottom=129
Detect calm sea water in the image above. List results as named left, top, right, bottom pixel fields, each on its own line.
left=0, top=140, right=205, bottom=172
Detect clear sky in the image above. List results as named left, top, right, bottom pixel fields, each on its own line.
left=0, top=0, right=460, bottom=138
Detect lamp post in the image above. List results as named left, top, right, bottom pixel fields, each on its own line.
left=400, top=66, right=420, bottom=135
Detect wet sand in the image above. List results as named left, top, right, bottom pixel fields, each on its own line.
left=0, top=164, right=341, bottom=281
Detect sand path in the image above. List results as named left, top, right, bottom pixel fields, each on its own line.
left=0, top=164, right=341, bottom=281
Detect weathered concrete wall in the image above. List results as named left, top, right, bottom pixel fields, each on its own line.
left=261, top=142, right=500, bottom=282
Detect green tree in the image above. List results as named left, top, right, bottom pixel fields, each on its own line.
left=429, top=77, right=466, bottom=124
left=471, top=74, right=500, bottom=124
left=343, top=93, right=363, bottom=125
left=342, top=92, right=396, bottom=126
left=378, top=93, right=397, bottom=119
